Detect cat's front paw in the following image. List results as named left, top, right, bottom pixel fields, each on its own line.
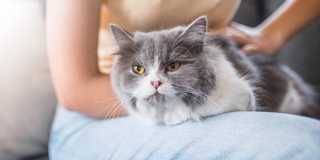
left=163, top=110, right=191, bottom=125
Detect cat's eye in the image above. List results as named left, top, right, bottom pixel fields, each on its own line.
left=132, top=65, right=145, bottom=75
left=166, top=62, right=181, bottom=72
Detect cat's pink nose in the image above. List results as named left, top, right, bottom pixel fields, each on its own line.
left=151, top=80, right=162, bottom=89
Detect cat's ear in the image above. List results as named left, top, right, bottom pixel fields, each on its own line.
left=109, top=24, right=134, bottom=48
left=177, top=16, right=208, bottom=45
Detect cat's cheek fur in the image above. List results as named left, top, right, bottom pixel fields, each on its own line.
left=157, top=83, right=177, bottom=97
left=132, top=79, right=155, bottom=99
left=131, top=73, right=160, bottom=99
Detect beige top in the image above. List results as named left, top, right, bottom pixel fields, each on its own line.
left=106, top=0, right=241, bottom=31
left=98, top=0, right=241, bottom=74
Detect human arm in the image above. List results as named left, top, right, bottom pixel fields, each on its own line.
left=225, top=0, right=320, bottom=54
left=207, top=0, right=241, bottom=30
left=46, top=0, right=126, bottom=118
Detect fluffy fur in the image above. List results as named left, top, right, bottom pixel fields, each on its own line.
left=110, top=16, right=320, bottom=125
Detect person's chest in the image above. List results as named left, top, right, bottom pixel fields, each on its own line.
left=107, top=0, right=222, bottom=31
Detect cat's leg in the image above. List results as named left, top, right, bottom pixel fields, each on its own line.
left=133, top=100, right=164, bottom=125
left=163, top=106, right=191, bottom=125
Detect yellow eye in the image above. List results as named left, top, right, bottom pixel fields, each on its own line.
left=132, top=65, right=145, bottom=75
left=166, top=62, right=181, bottom=72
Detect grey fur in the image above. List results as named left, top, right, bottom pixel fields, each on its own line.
left=206, top=35, right=320, bottom=119
left=114, top=17, right=214, bottom=103
left=110, top=16, right=320, bottom=124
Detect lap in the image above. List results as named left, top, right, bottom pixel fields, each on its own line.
left=49, top=106, right=320, bottom=160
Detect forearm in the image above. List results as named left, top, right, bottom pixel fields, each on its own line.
left=208, top=0, right=241, bottom=29
left=47, top=0, right=125, bottom=118
left=61, top=75, right=125, bottom=118
left=258, top=0, right=320, bottom=46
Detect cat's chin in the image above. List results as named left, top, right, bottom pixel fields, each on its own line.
left=142, top=92, right=167, bottom=104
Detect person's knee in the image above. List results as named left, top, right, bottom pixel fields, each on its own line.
left=50, top=110, right=320, bottom=160
left=194, top=112, right=320, bottom=159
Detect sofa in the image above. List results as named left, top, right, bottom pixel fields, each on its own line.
left=0, top=1, right=55, bottom=160
left=0, top=0, right=319, bottom=159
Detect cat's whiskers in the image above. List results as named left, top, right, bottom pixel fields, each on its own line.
left=110, top=102, right=122, bottom=118
left=178, top=90, right=208, bottom=104
left=172, top=84, right=207, bottom=96
left=103, top=101, right=121, bottom=119
left=173, top=83, right=219, bottom=106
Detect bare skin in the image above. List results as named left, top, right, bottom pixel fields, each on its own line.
left=46, top=0, right=239, bottom=118
left=47, top=0, right=125, bottom=118
left=225, top=0, right=320, bottom=54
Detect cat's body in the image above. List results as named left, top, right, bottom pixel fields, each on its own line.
left=110, top=16, right=320, bottom=125
left=210, top=36, right=320, bottom=118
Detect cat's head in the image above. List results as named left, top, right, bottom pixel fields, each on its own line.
left=110, top=16, right=215, bottom=108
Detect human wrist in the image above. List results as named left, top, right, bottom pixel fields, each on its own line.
left=255, top=25, right=285, bottom=54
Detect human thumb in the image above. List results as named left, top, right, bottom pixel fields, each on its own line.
left=241, top=44, right=259, bottom=54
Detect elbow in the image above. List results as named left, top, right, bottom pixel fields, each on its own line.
left=56, top=89, right=84, bottom=112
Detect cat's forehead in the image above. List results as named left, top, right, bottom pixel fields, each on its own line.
left=134, top=27, right=184, bottom=46
left=131, top=27, right=185, bottom=63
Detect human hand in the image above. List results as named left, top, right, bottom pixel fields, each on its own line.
left=211, top=23, right=284, bottom=55
left=98, top=54, right=113, bottom=74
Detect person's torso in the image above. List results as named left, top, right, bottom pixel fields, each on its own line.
left=106, top=0, right=240, bottom=31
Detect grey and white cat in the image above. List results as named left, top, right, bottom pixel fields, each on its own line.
left=110, top=16, right=320, bottom=125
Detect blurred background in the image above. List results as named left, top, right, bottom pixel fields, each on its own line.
left=0, top=0, right=319, bottom=160
left=235, top=0, right=320, bottom=92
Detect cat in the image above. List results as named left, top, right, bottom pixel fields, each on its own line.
left=110, top=16, right=320, bottom=125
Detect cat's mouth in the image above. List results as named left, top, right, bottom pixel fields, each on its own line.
left=144, top=92, right=166, bottom=103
